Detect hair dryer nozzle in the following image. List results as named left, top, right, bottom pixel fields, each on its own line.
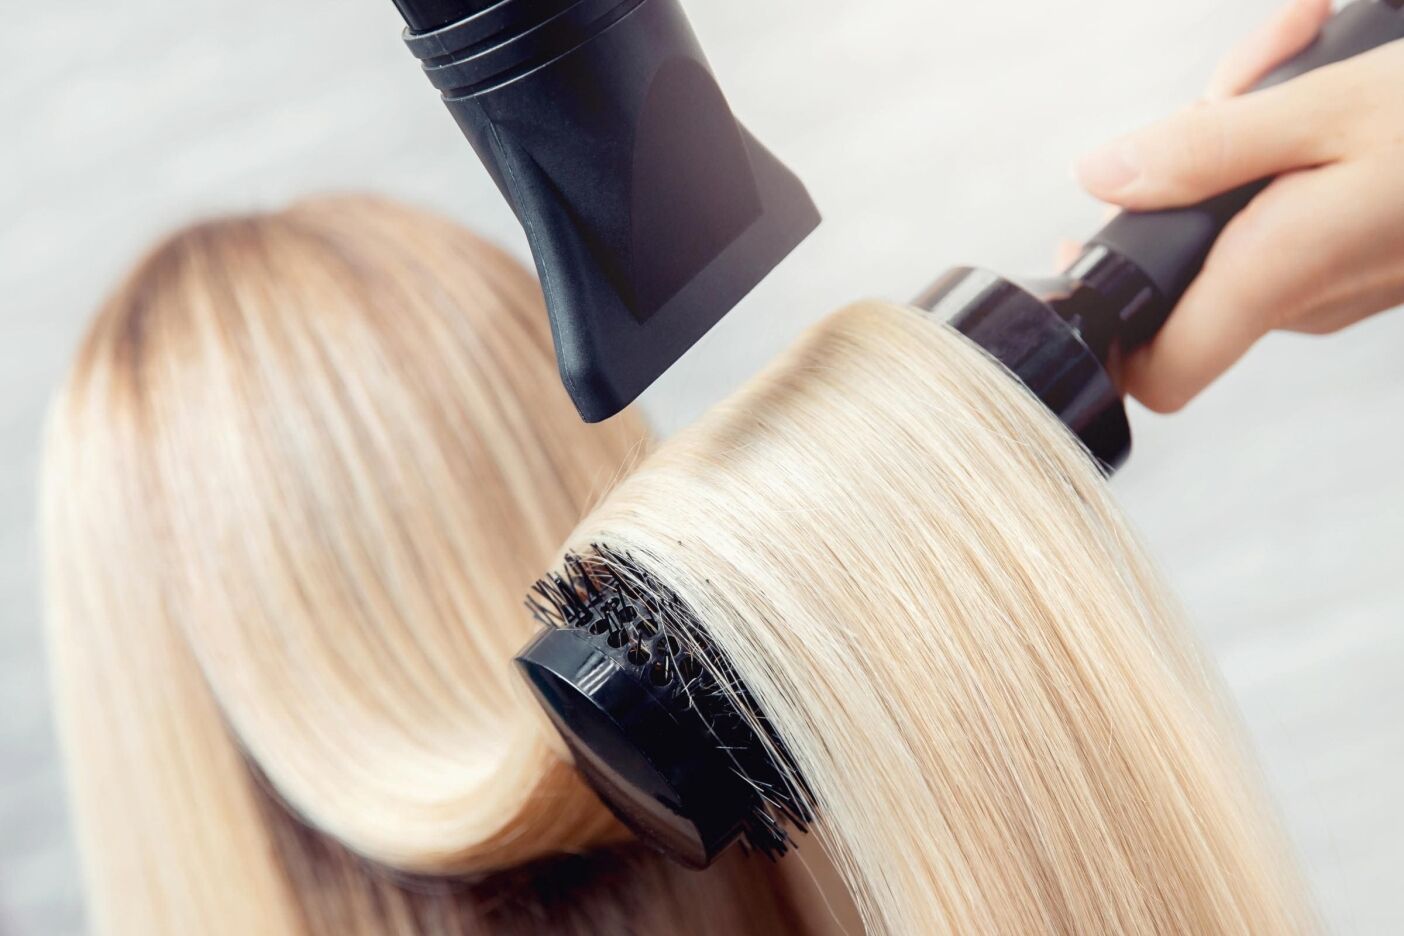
left=399, top=0, right=820, bottom=422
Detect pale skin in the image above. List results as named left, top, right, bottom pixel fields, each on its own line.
left=1068, top=0, right=1404, bottom=413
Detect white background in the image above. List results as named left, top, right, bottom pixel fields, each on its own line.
left=2, top=1, right=1400, bottom=932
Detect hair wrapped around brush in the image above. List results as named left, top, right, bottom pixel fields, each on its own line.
left=557, top=300, right=1315, bottom=936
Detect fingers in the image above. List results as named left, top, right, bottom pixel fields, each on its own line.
left=1206, top=0, right=1332, bottom=100
left=1054, top=239, right=1083, bottom=271
left=1070, top=35, right=1404, bottom=211
left=1122, top=151, right=1404, bottom=411
left=1120, top=171, right=1319, bottom=412
left=1121, top=250, right=1278, bottom=413
left=1074, top=71, right=1349, bottom=210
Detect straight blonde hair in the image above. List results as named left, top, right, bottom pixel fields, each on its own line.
left=42, top=196, right=807, bottom=935
left=46, top=193, right=1310, bottom=936
left=570, top=300, right=1315, bottom=935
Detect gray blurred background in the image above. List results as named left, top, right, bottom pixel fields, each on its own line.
left=3, top=0, right=1401, bottom=932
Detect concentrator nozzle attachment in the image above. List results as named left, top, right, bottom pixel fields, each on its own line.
left=515, top=546, right=810, bottom=869
left=396, top=0, right=820, bottom=423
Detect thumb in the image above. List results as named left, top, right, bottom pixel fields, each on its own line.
left=1121, top=266, right=1275, bottom=414
left=1119, top=178, right=1311, bottom=412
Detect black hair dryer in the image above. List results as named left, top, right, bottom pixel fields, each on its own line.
left=919, top=0, right=1404, bottom=473
left=391, top=0, right=820, bottom=423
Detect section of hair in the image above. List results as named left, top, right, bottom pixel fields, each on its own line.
left=42, top=195, right=800, bottom=934
left=254, top=774, right=799, bottom=936
left=574, top=301, right=1314, bottom=935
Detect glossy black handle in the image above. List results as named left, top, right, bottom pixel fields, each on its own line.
left=1088, top=0, right=1404, bottom=352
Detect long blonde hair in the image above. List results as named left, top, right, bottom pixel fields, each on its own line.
left=42, top=196, right=803, bottom=935
left=46, top=194, right=1311, bottom=936
left=572, top=301, right=1315, bottom=935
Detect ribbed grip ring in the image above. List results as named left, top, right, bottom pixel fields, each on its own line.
left=403, top=0, right=646, bottom=97
left=402, top=0, right=579, bottom=61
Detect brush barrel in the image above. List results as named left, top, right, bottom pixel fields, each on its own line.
left=1087, top=0, right=1404, bottom=354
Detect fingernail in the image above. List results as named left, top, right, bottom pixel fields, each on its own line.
left=1075, top=139, right=1140, bottom=194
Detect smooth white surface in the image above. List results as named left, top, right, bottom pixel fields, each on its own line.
left=2, top=1, right=1400, bottom=932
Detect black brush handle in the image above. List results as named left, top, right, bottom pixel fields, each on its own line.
left=1089, top=0, right=1404, bottom=352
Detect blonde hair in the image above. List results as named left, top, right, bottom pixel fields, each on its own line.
left=42, top=196, right=803, bottom=935
left=572, top=301, right=1315, bottom=935
left=46, top=193, right=1310, bottom=936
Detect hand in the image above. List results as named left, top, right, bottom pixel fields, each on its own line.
left=1072, top=0, right=1404, bottom=413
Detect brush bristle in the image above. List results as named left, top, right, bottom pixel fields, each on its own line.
left=526, top=544, right=812, bottom=859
